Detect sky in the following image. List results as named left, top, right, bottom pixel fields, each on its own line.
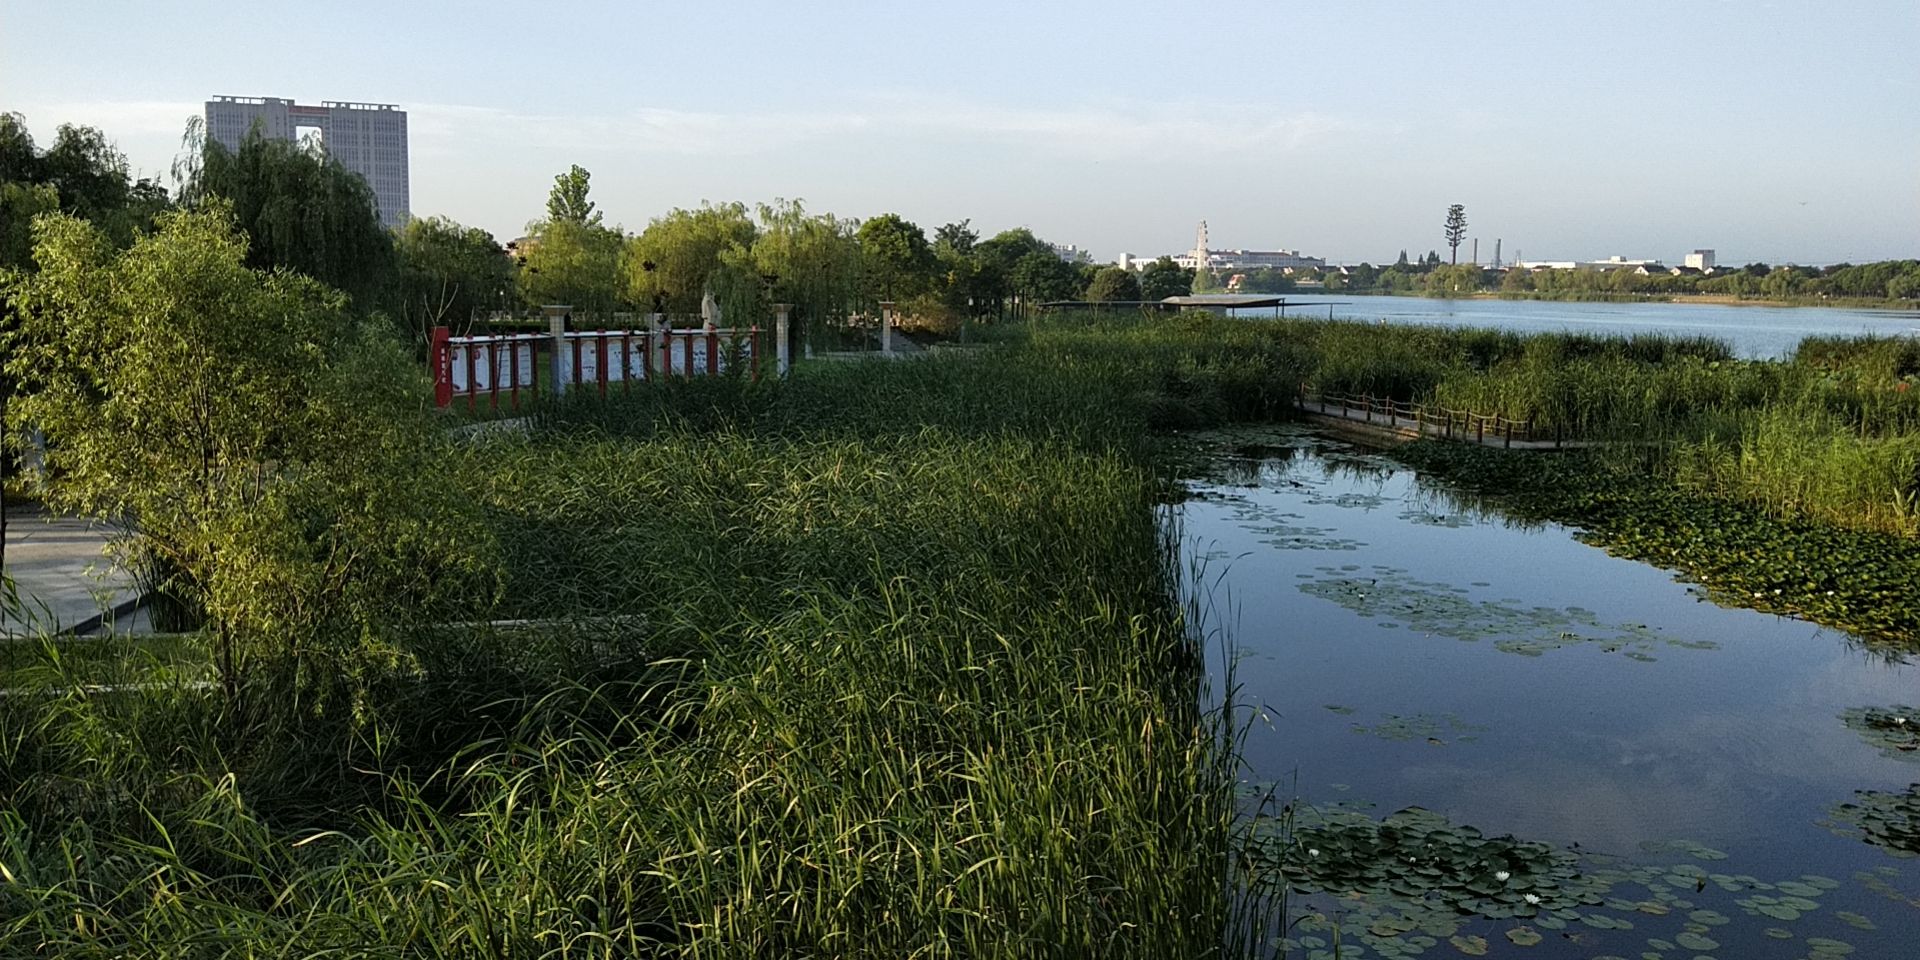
left=4, top=1, right=1917, bottom=265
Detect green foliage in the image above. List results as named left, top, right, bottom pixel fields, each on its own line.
left=855, top=211, right=936, bottom=301
left=1085, top=264, right=1142, bottom=302
left=0, top=113, right=171, bottom=265
left=1230, top=266, right=1296, bottom=294
left=1012, top=250, right=1082, bottom=303
left=544, top=163, right=601, bottom=226
left=623, top=201, right=757, bottom=316
left=751, top=199, right=864, bottom=342
left=1, top=204, right=496, bottom=706
left=394, top=215, right=515, bottom=337
left=1139, top=255, right=1194, bottom=300
left=518, top=217, right=627, bottom=317
left=181, top=125, right=397, bottom=311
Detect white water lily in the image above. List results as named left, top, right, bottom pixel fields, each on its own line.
left=1307, top=848, right=1320, bottom=858
left=1523, top=893, right=1542, bottom=905
left=1494, top=870, right=1511, bottom=882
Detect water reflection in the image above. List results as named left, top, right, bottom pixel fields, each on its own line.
left=1183, top=424, right=1920, bottom=957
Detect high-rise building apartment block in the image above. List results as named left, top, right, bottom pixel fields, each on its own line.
left=204, top=95, right=410, bottom=228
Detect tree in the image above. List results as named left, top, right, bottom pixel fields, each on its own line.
left=1011, top=250, right=1082, bottom=304
left=546, top=164, right=602, bottom=227
left=934, top=219, right=978, bottom=257
left=1395, top=250, right=1410, bottom=268
left=1444, top=204, right=1467, bottom=265
left=1138, top=256, right=1194, bottom=300
left=753, top=199, right=864, bottom=346
left=395, top=215, right=515, bottom=337
left=2, top=203, right=493, bottom=704
left=623, top=201, right=758, bottom=316
left=856, top=212, right=936, bottom=302
left=180, top=123, right=397, bottom=313
left=1, top=113, right=171, bottom=258
left=1234, top=267, right=1296, bottom=294
left=518, top=218, right=626, bottom=317
left=1084, top=265, right=1142, bottom=302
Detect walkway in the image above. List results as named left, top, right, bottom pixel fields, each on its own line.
left=1296, top=395, right=1606, bottom=450
left=2, top=505, right=147, bottom=636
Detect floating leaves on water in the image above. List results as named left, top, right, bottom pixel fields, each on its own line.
left=1249, top=804, right=1886, bottom=959
left=1324, top=704, right=1358, bottom=715
left=1839, top=705, right=1920, bottom=760
left=1834, top=910, right=1876, bottom=930
left=1449, top=934, right=1488, bottom=955
left=1672, top=930, right=1718, bottom=951
left=1350, top=712, right=1488, bottom=745
left=1640, top=840, right=1728, bottom=862
left=1824, top=784, right=1920, bottom=858
left=1505, top=926, right=1542, bottom=946
left=1296, top=565, right=1719, bottom=660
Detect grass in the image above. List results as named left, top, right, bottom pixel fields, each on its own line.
left=0, top=318, right=1292, bottom=957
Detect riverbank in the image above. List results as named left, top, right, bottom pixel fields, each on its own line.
left=1331, top=288, right=1916, bottom=311
left=1393, top=442, right=1920, bottom=647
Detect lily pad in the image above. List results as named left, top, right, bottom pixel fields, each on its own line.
left=1448, top=934, right=1488, bottom=956
left=1504, top=926, right=1542, bottom=946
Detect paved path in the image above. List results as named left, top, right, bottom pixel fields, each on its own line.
left=2, top=506, right=147, bottom=636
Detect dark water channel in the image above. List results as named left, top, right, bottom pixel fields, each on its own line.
left=1182, top=425, right=1920, bottom=960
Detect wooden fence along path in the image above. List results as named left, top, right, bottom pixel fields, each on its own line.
left=1296, top=390, right=1599, bottom=450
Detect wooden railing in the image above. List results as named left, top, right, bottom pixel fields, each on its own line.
left=1298, top=388, right=1568, bottom=449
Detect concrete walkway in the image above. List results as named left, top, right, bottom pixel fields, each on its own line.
left=2, top=505, right=147, bottom=636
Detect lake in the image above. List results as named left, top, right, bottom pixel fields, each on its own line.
left=1264, top=296, right=1920, bottom=359
left=1182, top=425, right=1919, bottom=959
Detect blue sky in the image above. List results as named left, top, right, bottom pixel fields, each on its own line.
left=4, top=1, right=1915, bottom=264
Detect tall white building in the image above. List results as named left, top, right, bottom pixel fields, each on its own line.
left=205, top=96, right=410, bottom=228
left=1685, top=249, right=1716, bottom=271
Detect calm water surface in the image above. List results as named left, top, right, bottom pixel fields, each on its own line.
left=1182, top=425, right=1919, bottom=959
left=1257, top=296, right=1920, bottom=359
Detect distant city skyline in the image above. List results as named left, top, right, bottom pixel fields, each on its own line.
left=4, top=1, right=1914, bottom=266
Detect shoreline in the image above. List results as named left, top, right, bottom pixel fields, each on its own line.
left=1323, top=290, right=1917, bottom=312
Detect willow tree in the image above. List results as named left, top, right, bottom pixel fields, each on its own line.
left=623, top=201, right=758, bottom=318
left=752, top=200, right=864, bottom=348
left=395, top=215, right=516, bottom=337
left=175, top=118, right=398, bottom=314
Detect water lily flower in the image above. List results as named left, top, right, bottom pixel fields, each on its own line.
left=1495, top=870, right=1511, bottom=882
left=1523, top=893, right=1542, bottom=905
left=1307, top=848, right=1320, bottom=858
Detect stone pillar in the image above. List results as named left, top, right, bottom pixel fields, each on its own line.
left=543, top=305, right=572, bottom=396
left=773, top=303, right=792, bottom=377
left=879, top=301, right=895, bottom=356
left=648, top=313, right=667, bottom=378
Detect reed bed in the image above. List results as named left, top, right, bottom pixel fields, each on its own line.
left=0, top=325, right=1289, bottom=957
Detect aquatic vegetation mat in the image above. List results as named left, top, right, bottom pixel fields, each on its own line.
left=1839, top=705, right=1920, bottom=760
left=1824, top=784, right=1920, bottom=858
left=1347, top=712, right=1487, bottom=745
left=1295, top=564, right=1719, bottom=660
left=1252, top=803, right=1888, bottom=959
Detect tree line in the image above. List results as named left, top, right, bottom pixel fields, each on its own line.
left=4, top=112, right=1203, bottom=359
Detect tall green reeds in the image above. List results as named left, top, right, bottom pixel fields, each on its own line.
left=2, top=330, right=1272, bottom=956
